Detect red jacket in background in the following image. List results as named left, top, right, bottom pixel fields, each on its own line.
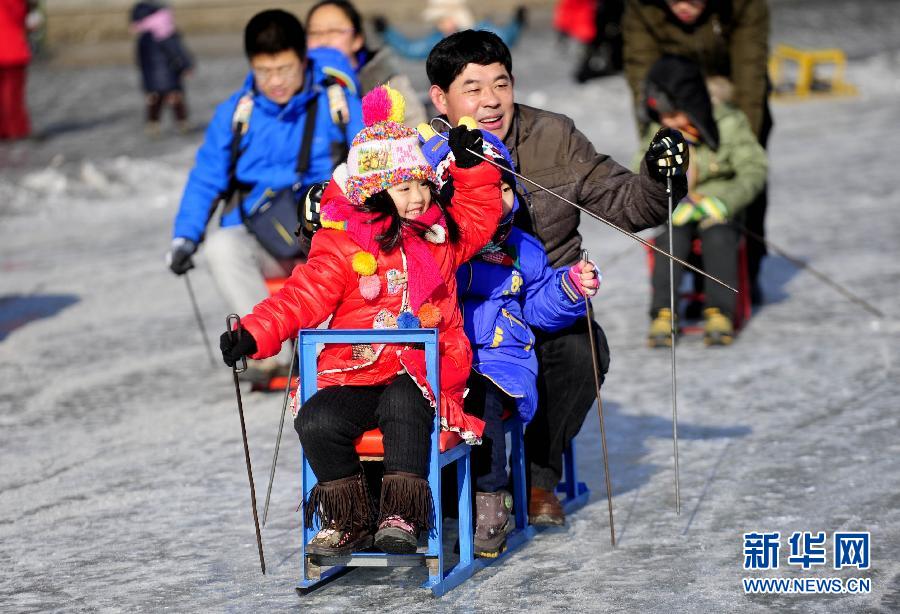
left=242, top=161, right=502, bottom=442
left=0, top=0, right=31, bottom=66
left=554, top=0, right=597, bottom=44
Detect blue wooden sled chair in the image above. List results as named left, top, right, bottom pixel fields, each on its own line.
left=295, top=328, right=590, bottom=596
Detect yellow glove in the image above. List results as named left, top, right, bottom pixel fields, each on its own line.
left=671, top=202, right=701, bottom=226
left=696, top=196, right=729, bottom=228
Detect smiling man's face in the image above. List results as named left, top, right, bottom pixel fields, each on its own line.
left=430, top=62, right=515, bottom=140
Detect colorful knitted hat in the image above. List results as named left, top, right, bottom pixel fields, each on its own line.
left=344, top=85, right=437, bottom=206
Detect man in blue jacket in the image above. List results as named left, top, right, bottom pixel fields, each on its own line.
left=166, top=9, right=362, bottom=382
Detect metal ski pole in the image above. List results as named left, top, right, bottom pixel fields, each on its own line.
left=428, top=117, right=737, bottom=294
left=184, top=272, right=217, bottom=368
left=738, top=224, right=884, bottom=319
left=581, top=250, right=616, bottom=547
left=261, top=337, right=298, bottom=527
left=666, top=178, right=681, bottom=516
left=225, top=314, right=266, bottom=575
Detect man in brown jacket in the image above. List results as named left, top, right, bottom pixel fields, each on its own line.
left=622, top=0, right=771, bottom=300
left=427, top=30, right=689, bottom=526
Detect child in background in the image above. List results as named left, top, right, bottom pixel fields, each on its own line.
left=419, top=125, right=601, bottom=555
left=373, top=0, right=526, bottom=61
left=130, top=1, right=193, bottom=135
left=220, top=86, right=503, bottom=557
left=640, top=56, right=767, bottom=347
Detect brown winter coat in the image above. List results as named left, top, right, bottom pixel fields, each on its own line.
left=501, top=103, right=674, bottom=267
left=622, top=0, right=770, bottom=137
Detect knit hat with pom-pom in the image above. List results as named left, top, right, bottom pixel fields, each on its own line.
left=344, top=85, right=437, bottom=206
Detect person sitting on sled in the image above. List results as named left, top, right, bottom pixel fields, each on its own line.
left=419, top=125, right=602, bottom=557
left=220, top=85, right=503, bottom=557
left=640, top=56, right=767, bottom=347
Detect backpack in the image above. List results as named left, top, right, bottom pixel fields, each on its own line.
left=218, top=78, right=351, bottom=259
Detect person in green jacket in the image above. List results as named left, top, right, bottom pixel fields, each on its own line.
left=639, top=55, right=767, bottom=346
left=622, top=0, right=772, bottom=304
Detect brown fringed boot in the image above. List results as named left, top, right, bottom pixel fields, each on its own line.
left=305, top=471, right=375, bottom=557
left=375, top=472, right=433, bottom=554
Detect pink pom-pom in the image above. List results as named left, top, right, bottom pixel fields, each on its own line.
left=362, top=87, right=392, bottom=127
left=359, top=275, right=381, bottom=300
left=321, top=202, right=348, bottom=222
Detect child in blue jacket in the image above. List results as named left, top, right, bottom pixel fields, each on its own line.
left=420, top=126, right=600, bottom=557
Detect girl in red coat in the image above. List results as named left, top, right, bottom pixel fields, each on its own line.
left=0, top=0, right=32, bottom=139
left=220, top=85, right=502, bottom=556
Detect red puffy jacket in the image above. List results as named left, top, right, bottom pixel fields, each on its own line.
left=0, top=0, right=30, bottom=66
left=242, top=161, right=502, bottom=442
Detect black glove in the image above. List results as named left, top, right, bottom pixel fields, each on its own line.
left=166, top=238, right=196, bottom=275
left=372, top=15, right=388, bottom=34
left=219, top=328, right=258, bottom=368
left=298, top=181, right=327, bottom=236
left=448, top=125, right=483, bottom=169
left=645, top=127, right=689, bottom=182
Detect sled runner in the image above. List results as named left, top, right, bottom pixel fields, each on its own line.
left=294, top=328, right=590, bottom=596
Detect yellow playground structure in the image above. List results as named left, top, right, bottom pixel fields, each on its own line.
left=769, top=44, right=859, bottom=99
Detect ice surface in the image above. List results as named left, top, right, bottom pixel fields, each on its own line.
left=1, top=2, right=899, bottom=612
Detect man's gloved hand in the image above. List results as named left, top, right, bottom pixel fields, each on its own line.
left=219, top=328, right=258, bottom=367
left=448, top=124, right=483, bottom=169
left=372, top=15, right=388, bottom=34
left=166, top=238, right=196, bottom=275
left=645, top=127, right=689, bottom=181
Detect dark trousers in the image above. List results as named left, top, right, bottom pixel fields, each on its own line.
left=746, top=100, right=774, bottom=289
left=464, top=371, right=509, bottom=493
left=650, top=222, right=739, bottom=318
left=525, top=315, right=610, bottom=491
left=294, top=376, right=434, bottom=482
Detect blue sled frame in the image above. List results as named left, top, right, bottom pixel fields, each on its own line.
left=295, top=328, right=590, bottom=597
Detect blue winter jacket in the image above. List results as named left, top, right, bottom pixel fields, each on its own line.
left=382, top=20, right=522, bottom=60
left=457, top=227, right=585, bottom=424
left=172, top=48, right=363, bottom=243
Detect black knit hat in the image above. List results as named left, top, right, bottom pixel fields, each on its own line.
left=644, top=55, right=719, bottom=150
left=130, top=1, right=163, bottom=23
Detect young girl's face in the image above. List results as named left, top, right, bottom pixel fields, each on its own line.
left=501, top=181, right=515, bottom=217
left=387, top=180, right=432, bottom=220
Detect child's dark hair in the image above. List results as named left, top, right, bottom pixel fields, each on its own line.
left=426, top=30, right=513, bottom=91
left=360, top=184, right=460, bottom=251
left=244, top=9, right=306, bottom=61
left=307, top=0, right=362, bottom=36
